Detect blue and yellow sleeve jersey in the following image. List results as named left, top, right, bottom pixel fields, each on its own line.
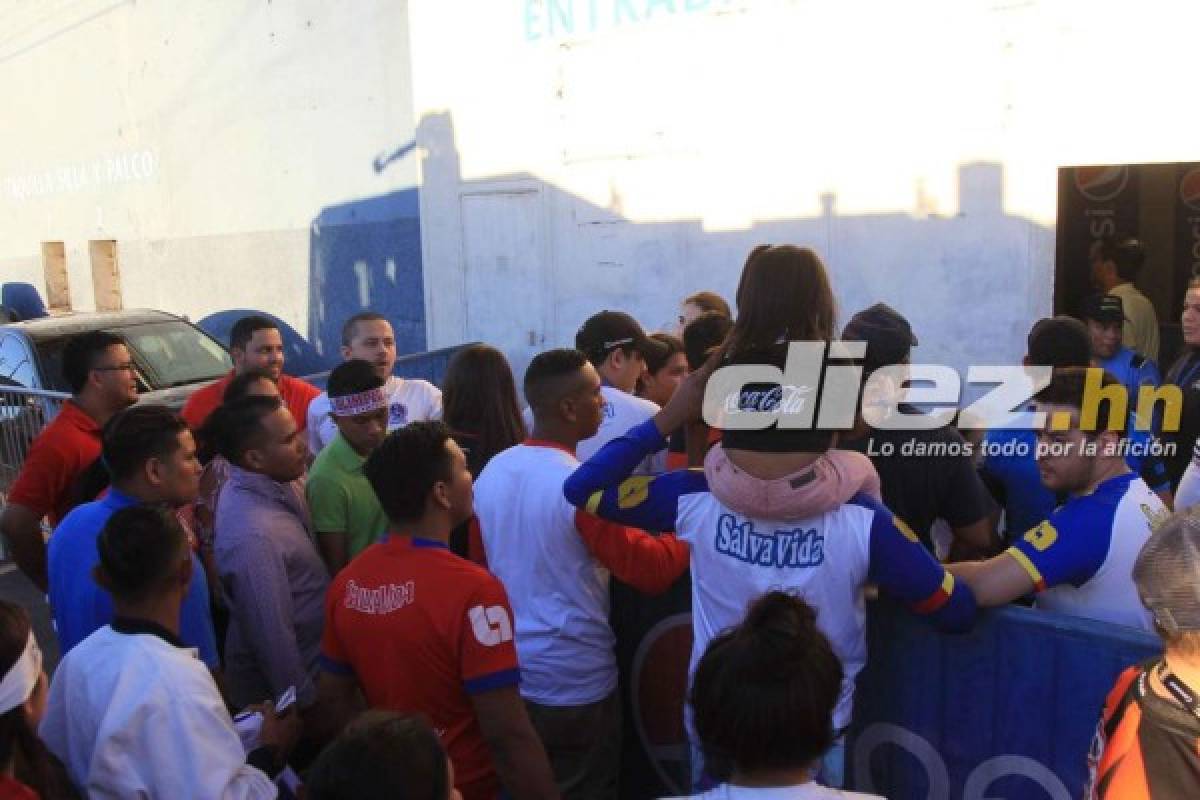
left=564, top=419, right=708, bottom=533
left=851, top=493, right=977, bottom=632
left=1004, top=478, right=1122, bottom=591
left=565, top=419, right=976, bottom=632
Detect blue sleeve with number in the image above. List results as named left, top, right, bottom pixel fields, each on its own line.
left=563, top=419, right=708, bottom=533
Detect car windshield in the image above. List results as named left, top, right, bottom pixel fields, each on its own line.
left=33, top=320, right=232, bottom=392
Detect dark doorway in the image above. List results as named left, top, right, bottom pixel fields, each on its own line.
left=1056, top=162, right=1200, bottom=368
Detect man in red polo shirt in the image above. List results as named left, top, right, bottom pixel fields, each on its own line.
left=1, top=331, right=138, bottom=590
left=316, top=421, right=557, bottom=800
left=181, top=315, right=320, bottom=432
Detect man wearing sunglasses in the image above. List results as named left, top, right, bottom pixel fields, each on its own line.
left=2, top=331, right=139, bottom=590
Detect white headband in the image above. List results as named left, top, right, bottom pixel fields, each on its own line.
left=331, top=388, right=387, bottom=418
left=0, top=632, right=41, bottom=715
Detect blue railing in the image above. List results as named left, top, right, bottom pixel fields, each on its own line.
left=847, top=600, right=1159, bottom=799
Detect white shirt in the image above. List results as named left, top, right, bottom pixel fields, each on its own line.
left=40, top=625, right=276, bottom=799
left=1176, top=444, right=1200, bottom=512
left=307, top=375, right=442, bottom=453
left=677, top=494, right=876, bottom=732
left=666, top=783, right=882, bottom=800
left=473, top=442, right=616, bottom=706
left=577, top=385, right=661, bottom=467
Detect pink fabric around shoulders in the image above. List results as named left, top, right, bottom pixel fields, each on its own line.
left=704, top=445, right=881, bottom=520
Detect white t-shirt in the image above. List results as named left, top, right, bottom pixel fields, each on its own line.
left=665, top=782, right=882, bottom=799
left=577, top=385, right=660, bottom=465
left=473, top=442, right=617, bottom=706
left=308, top=375, right=442, bottom=453
left=40, top=625, right=276, bottom=799
left=677, top=493, right=876, bottom=732
left=1175, top=442, right=1200, bottom=512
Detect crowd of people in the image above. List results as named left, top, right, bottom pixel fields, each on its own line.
left=0, top=235, right=1198, bottom=798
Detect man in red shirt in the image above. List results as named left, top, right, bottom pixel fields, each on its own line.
left=316, top=421, right=557, bottom=800
left=181, top=315, right=319, bottom=432
left=1, top=331, right=138, bottom=589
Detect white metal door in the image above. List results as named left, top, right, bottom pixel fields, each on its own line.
left=460, top=191, right=546, bottom=385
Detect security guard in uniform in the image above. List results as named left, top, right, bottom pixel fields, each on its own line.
left=1081, top=293, right=1161, bottom=422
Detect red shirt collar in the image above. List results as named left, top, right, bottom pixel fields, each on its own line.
left=523, top=438, right=576, bottom=456
left=60, top=399, right=103, bottom=434
left=383, top=534, right=451, bottom=553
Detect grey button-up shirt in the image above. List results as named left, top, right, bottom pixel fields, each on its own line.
left=214, top=465, right=329, bottom=708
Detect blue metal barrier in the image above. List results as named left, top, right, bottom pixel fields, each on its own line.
left=847, top=600, right=1161, bottom=800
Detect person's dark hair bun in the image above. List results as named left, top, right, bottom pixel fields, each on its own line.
left=690, top=590, right=844, bottom=780
left=737, top=589, right=822, bottom=669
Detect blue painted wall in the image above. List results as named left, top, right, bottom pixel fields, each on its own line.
left=307, top=187, right=426, bottom=367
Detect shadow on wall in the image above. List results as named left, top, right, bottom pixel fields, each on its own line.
left=415, top=110, right=1055, bottom=400
left=214, top=108, right=1053, bottom=398
left=306, top=183, right=426, bottom=365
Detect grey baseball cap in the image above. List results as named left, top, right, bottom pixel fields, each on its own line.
left=1134, top=509, right=1200, bottom=636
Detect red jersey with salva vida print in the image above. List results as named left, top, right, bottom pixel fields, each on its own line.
left=319, top=536, right=520, bottom=800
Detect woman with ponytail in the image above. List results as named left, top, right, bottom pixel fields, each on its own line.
left=0, top=602, right=74, bottom=800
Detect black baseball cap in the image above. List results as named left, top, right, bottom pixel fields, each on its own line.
left=575, top=311, right=667, bottom=364
left=1079, top=293, right=1128, bottom=325
left=841, top=303, right=918, bottom=372
left=1027, top=316, right=1092, bottom=368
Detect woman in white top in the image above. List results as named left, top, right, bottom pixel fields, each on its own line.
left=664, top=591, right=882, bottom=800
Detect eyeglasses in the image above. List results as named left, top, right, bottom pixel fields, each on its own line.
left=93, top=363, right=136, bottom=373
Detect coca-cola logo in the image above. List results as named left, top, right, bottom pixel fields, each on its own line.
left=1074, top=166, right=1129, bottom=203
left=726, top=384, right=814, bottom=414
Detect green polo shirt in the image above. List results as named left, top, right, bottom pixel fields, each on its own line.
left=306, top=433, right=388, bottom=559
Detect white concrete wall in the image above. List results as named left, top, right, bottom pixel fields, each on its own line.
left=0, top=0, right=420, bottom=347
left=409, top=0, right=1200, bottom=381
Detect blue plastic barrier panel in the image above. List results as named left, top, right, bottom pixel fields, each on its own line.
left=848, top=600, right=1161, bottom=800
